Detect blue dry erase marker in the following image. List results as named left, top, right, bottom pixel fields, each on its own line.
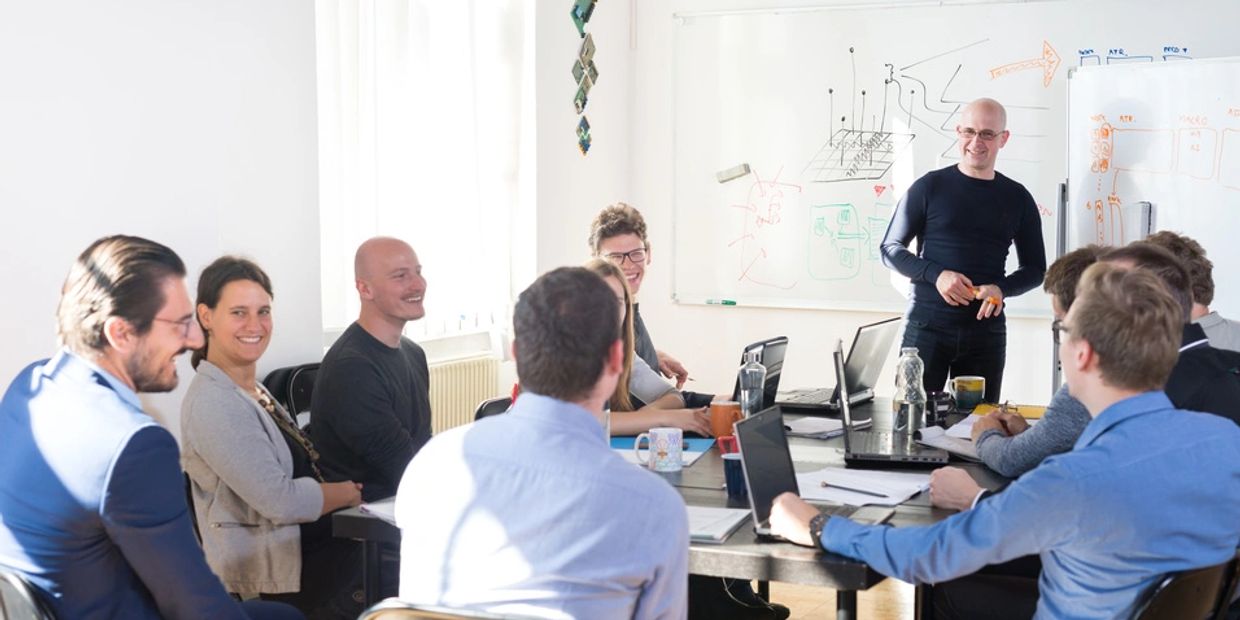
left=705, top=299, right=737, bottom=306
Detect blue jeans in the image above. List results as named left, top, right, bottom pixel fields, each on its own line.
left=902, top=317, right=1006, bottom=403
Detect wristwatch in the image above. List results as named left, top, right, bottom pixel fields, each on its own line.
left=808, top=513, right=828, bottom=549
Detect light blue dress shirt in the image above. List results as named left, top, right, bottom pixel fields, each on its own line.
left=397, top=392, right=688, bottom=619
left=0, top=350, right=248, bottom=619
left=822, top=391, right=1240, bottom=619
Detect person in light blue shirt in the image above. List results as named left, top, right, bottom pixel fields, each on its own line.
left=768, top=263, right=1240, bottom=620
left=396, top=266, right=688, bottom=619
left=0, top=235, right=300, bottom=620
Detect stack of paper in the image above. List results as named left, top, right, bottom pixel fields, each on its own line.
left=686, top=505, right=750, bottom=543
left=783, top=417, right=869, bottom=439
left=916, top=426, right=980, bottom=461
left=796, top=467, right=930, bottom=506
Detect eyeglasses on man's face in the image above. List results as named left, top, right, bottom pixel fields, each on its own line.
left=1051, top=319, right=1073, bottom=345
left=153, top=316, right=196, bottom=339
left=957, top=127, right=1006, bottom=142
left=603, top=247, right=647, bottom=266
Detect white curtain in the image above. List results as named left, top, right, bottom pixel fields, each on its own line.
left=316, top=0, right=530, bottom=340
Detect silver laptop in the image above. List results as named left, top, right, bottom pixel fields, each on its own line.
left=734, top=406, right=895, bottom=542
left=836, top=339, right=949, bottom=468
left=778, top=317, right=901, bottom=413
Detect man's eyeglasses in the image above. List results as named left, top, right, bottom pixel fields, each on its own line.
left=603, top=247, right=647, bottom=266
left=153, top=316, right=196, bottom=339
left=1051, top=319, right=1073, bottom=345
left=957, top=127, right=1006, bottom=142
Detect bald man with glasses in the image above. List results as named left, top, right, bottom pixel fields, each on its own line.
left=880, top=97, right=1046, bottom=404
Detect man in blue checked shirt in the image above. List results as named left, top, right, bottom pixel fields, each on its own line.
left=769, top=263, right=1240, bottom=620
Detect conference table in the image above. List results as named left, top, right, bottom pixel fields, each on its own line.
left=332, top=400, right=1011, bottom=618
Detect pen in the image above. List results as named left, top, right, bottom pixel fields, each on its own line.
left=705, top=299, right=737, bottom=306
left=820, top=480, right=887, bottom=498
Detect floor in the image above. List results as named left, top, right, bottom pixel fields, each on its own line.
left=770, top=579, right=915, bottom=620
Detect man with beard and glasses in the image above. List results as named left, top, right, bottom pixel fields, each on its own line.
left=0, top=235, right=300, bottom=620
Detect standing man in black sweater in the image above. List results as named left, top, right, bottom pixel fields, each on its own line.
left=880, top=98, right=1046, bottom=402
left=310, top=237, right=432, bottom=502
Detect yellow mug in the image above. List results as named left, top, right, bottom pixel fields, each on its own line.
left=950, top=376, right=986, bottom=411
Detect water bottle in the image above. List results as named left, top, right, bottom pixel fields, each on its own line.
left=892, top=347, right=927, bottom=442
left=738, top=350, right=767, bottom=418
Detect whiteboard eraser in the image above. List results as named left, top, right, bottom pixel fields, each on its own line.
left=716, top=163, right=751, bottom=183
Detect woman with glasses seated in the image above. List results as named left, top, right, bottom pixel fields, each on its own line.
left=584, top=259, right=713, bottom=436
left=181, top=257, right=364, bottom=619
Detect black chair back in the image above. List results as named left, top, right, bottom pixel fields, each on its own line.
left=0, top=569, right=56, bottom=620
left=263, top=363, right=320, bottom=421
left=1131, top=550, right=1240, bottom=620
left=474, top=396, right=512, bottom=421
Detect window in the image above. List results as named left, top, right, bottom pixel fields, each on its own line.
left=315, top=0, right=533, bottom=343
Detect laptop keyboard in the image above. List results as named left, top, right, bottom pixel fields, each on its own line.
left=784, top=388, right=834, bottom=403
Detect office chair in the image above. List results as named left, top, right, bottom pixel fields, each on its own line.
left=262, top=362, right=320, bottom=427
left=473, top=396, right=512, bottom=421
left=1130, top=549, right=1240, bottom=620
left=359, top=598, right=535, bottom=620
left=0, top=569, right=56, bottom=620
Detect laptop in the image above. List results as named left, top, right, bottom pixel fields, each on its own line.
left=835, top=339, right=949, bottom=468
left=778, top=317, right=902, bottom=413
left=734, top=407, right=895, bottom=542
left=729, top=336, right=787, bottom=409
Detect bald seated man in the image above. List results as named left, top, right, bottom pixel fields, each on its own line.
left=880, top=98, right=1046, bottom=403
left=309, top=237, right=432, bottom=502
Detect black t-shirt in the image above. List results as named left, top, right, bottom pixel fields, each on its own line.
left=308, top=322, right=432, bottom=502
left=1167, top=323, right=1240, bottom=426
left=880, top=165, right=1046, bottom=325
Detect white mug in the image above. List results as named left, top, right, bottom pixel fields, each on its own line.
left=634, top=427, right=683, bottom=472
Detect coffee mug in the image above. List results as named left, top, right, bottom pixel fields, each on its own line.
left=722, top=453, right=746, bottom=499
left=634, top=427, right=683, bottom=472
left=709, top=401, right=743, bottom=438
left=951, top=375, right=986, bottom=411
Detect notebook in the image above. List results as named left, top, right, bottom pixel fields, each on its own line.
left=835, top=339, right=949, bottom=468
left=778, top=317, right=901, bottom=413
left=728, top=336, right=788, bottom=410
left=686, top=505, right=750, bottom=544
left=734, top=407, right=895, bottom=542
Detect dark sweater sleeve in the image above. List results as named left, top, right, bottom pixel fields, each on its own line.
left=995, top=191, right=1046, bottom=297
left=319, top=356, right=416, bottom=491
left=880, top=177, right=945, bottom=285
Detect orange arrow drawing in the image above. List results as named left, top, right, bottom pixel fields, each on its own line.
left=989, top=41, right=1061, bottom=87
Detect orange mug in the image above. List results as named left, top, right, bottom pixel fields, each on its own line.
left=710, top=401, right=743, bottom=438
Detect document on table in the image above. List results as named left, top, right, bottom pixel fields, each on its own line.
left=947, top=413, right=1041, bottom=439
left=796, top=467, right=930, bottom=506
left=783, top=416, right=872, bottom=439
left=359, top=497, right=397, bottom=525
left=973, top=403, right=1047, bottom=419
left=685, top=506, right=750, bottom=544
left=915, top=426, right=980, bottom=461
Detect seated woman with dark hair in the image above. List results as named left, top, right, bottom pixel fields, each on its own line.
left=181, top=256, right=364, bottom=619
left=584, top=258, right=712, bottom=436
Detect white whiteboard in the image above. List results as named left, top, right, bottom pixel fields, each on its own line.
left=672, top=0, right=1240, bottom=317
left=1067, top=57, right=1240, bottom=317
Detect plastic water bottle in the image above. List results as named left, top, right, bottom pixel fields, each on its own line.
left=738, top=350, right=767, bottom=418
left=892, top=347, right=927, bottom=442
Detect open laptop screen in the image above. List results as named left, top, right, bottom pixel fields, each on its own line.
left=734, top=407, right=798, bottom=528
left=729, top=336, right=788, bottom=407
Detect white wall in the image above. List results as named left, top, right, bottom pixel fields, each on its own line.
left=0, top=0, right=322, bottom=438
left=532, top=0, right=1054, bottom=403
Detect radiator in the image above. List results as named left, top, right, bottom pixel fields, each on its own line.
left=428, top=355, right=501, bottom=433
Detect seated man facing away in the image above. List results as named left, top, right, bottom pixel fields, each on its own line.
left=395, top=267, right=688, bottom=619
left=1145, top=230, right=1240, bottom=352
left=935, top=240, right=1240, bottom=510
left=310, top=237, right=433, bottom=502
left=0, top=235, right=299, bottom=620
left=770, top=263, right=1240, bottom=619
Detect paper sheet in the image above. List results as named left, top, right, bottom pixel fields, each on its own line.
left=796, top=467, right=930, bottom=506
left=359, top=497, right=397, bottom=525
left=916, top=426, right=980, bottom=461
left=685, top=505, right=750, bottom=543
